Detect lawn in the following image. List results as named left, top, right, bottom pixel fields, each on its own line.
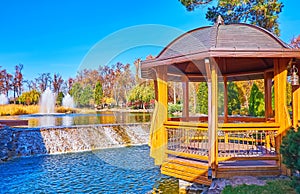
left=222, top=179, right=296, bottom=194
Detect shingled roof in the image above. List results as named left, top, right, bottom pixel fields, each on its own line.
left=141, top=21, right=300, bottom=81
left=158, top=24, right=289, bottom=61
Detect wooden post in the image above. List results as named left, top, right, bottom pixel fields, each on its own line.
left=223, top=76, right=228, bottom=123
left=264, top=71, right=273, bottom=120
left=274, top=58, right=289, bottom=133
left=292, top=85, right=300, bottom=128
left=205, top=58, right=218, bottom=178
left=149, top=65, right=168, bottom=165
left=182, top=77, right=189, bottom=121
left=273, top=58, right=291, bottom=175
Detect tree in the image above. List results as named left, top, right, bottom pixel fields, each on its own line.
left=179, top=0, right=213, bottom=11
left=76, top=69, right=100, bottom=88
left=36, top=73, right=52, bottom=92
left=13, top=64, right=23, bottom=100
left=53, top=73, right=64, bottom=94
left=290, top=35, right=300, bottom=48
left=94, top=81, right=103, bottom=107
left=18, top=90, right=40, bottom=105
left=249, top=83, right=265, bottom=116
left=128, top=81, right=155, bottom=109
left=227, top=82, right=241, bottom=115
left=0, top=68, right=13, bottom=96
left=196, top=82, right=208, bottom=114
left=56, top=92, right=64, bottom=106
left=69, top=83, right=82, bottom=107
left=69, top=82, right=93, bottom=107
left=113, top=63, right=135, bottom=107
left=81, top=85, right=93, bottom=107
left=206, top=0, right=283, bottom=35
left=179, top=0, right=283, bottom=36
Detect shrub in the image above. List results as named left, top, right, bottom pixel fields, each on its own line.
left=168, top=103, right=183, bottom=114
left=281, top=128, right=300, bottom=193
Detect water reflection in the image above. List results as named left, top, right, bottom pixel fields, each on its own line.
left=62, top=115, right=73, bottom=126
left=39, top=116, right=55, bottom=127
left=21, top=111, right=152, bottom=127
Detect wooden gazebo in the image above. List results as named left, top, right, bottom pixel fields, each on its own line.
left=141, top=19, right=300, bottom=185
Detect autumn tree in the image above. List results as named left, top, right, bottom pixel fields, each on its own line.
left=76, top=69, right=100, bottom=88
left=13, top=64, right=23, bottom=100
left=52, top=73, right=64, bottom=94
left=0, top=68, right=13, bottom=96
left=113, top=63, right=135, bottom=107
left=18, top=90, right=40, bottom=105
left=128, top=81, right=155, bottom=109
left=64, top=78, right=74, bottom=94
left=36, top=73, right=52, bottom=92
left=290, top=35, right=300, bottom=48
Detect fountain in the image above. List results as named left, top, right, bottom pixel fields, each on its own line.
left=39, top=88, right=56, bottom=114
left=62, top=93, right=75, bottom=108
left=0, top=94, right=9, bottom=105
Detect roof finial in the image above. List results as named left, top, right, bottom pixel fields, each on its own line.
left=216, top=15, right=224, bottom=25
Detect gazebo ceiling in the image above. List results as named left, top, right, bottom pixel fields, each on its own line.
left=141, top=21, right=300, bottom=81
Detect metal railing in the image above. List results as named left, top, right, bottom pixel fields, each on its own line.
left=165, top=121, right=279, bottom=161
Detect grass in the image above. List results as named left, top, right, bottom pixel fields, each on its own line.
left=222, top=179, right=296, bottom=194
left=0, top=104, right=77, bottom=116
left=0, top=104, right=39, bottom=116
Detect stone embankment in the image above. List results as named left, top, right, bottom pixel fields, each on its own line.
left=0, top=123, right=150, bottom=162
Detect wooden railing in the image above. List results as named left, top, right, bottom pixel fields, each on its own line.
left=164, top=121, right=280, bottom=162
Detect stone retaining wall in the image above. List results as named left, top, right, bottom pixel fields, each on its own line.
left=0, top=123, right=150, bottom=162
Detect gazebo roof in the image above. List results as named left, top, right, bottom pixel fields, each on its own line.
left=141, top=22, right=300, bottom=81
left=158, top=24, right=288, bottom=60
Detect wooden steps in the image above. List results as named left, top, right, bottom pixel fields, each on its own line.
left=161, top=157, right=212, bottom=185
left=217, top=160, right=281, bottom=178
left=161, top=156, right=281, bottom=185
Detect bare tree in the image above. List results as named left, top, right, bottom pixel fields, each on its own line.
left=36, top=73, right=52, bottom=92
left=53, top=73, right=64, bottom=94
left=13, top=64, right=23, bottom=100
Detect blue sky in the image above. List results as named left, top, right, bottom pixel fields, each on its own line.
left=0, top=0, right=299, bottom=83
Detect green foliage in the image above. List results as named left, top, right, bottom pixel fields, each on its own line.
left=281, top=128, right=300, bottom=193
left=179, top=0, right=213, bottom=11
left=249, top=83, right=265, bottom=116
left=56, top=92, right=64, bottom=106
left=70, top=83, right=81, bottom=106
left=168, top=103, right=183, bottom=114
left=227, top=82, right=241, bottom=115
left=18, top=90, right=40, bottom=105
left=222, top=179, right=296, bottom=194
left=206, top=0, right=283, bottom=35
left=81, top=85, right=93, bottom=107
left=127, top=81, right=155, bottom=109
left=70, top=83, right=93, bottom=107
left=218, top=83, right=225, bottom=115
left=94, top=81, right=103, bottom=106
left=196, top=82, right=208, bottom=114
left=179, top=0, right=283, bottom=36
